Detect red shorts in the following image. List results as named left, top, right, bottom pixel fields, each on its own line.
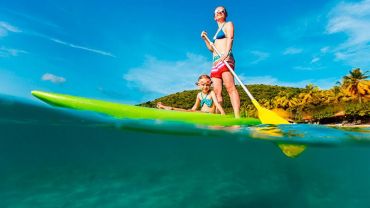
left=210, top=57, right=235, bottom=79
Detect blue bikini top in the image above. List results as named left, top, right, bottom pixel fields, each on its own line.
left=200, top=93, right=213, bottom=107
left=213, top=23, right=226, bottom=40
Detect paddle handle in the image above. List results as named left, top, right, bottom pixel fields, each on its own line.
left=203, top=35, right=256, bottom=101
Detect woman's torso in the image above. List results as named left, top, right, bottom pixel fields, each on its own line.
left=213, top=22, right=231, bottom=60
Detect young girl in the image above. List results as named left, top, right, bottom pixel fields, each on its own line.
left=157, top=74, right=226, bottom=115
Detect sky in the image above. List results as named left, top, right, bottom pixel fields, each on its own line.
left=1, top=0, right=370, bottom=104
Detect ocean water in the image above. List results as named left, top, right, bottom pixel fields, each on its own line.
left=1, top=95, right=370, bottom=208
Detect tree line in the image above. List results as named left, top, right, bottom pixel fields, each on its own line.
left=140, top=68, right=370, bottom=124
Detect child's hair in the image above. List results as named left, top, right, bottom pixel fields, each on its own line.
left=195, top=74, right=212, bottom=85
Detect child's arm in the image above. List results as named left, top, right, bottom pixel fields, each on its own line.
left=191, top=93, right=200, bottom=111
left=210, top=91, right=225, bottom=115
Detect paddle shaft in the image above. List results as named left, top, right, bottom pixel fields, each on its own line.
left=203, top=35, right=256, bottom=101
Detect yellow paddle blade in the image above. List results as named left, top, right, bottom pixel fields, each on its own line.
left=251, top=99, right=307, bottom=158
left=277, top=144, right=306, bottom=158
left=252, top=100, right=290, bottom=124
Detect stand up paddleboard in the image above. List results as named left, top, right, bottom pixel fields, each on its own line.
left=31, top=91, right=261, bottom=126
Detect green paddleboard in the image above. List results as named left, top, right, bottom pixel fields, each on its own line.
left=31, top=91, right=261, bottom=126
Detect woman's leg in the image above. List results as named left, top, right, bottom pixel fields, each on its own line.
left=222, top=72, right=240, bottom=118
left=211, top=77, right=223, bottom=113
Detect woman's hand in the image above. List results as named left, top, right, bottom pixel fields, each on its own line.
left=200, top=31, right=208, bottom=40
left=201, top=31, right=214, bottom=52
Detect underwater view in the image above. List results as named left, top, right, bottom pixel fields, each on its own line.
left=1, top=94, right=370, bottom=208
left=3, top=0, right=370, bottom=207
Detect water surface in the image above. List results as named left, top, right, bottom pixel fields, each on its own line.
left=1, top=95, right=370, bottom=208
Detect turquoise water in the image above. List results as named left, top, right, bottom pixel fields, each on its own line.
left=1, top=95, right=370, bottom=208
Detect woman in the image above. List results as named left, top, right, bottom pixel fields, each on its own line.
left=201, top=6, right=240, bottom=118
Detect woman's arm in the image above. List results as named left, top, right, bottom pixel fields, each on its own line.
left=191, top=94, right=201, bottom=111
left=201, top=31, right=214, bottom=52
left=210, top=91, right=225, bottom=115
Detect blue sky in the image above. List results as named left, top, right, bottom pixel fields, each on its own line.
left=1, top=0, right=370, bottom=104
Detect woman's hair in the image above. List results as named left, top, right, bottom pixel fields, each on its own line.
left=195, top=74, right=212, bottom=85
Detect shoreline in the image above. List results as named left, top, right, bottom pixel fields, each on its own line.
left=324, top=124, right=370, bottom=128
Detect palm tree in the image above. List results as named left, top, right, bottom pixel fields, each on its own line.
left=321, top=89, right=335, bottom=104
left=342, top=68, right=370, bottom=103
left=298, top=84, right=321, bottom=107
left=273, top=91, right=299, bottom=110
left=260, top=98, right=274, bottom=109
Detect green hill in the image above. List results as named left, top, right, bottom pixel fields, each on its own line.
left=139, top=84, right=304, bottom=116
left=139, top=70, right=370, bottom=124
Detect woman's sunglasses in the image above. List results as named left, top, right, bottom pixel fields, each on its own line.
left=214, top=10, right=225, bottom=14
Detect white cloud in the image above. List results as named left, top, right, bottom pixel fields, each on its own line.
left=0, top=47, right=27, bottom=57
left=0, top=20, right=114, bottom=58
left=250, top=51, right=270, bottom=64
left=4, top=9, right=61, bottom=29
left=283, top=47, right=303, bottom=55
left=327, top=15, right=370, bottom=46
left=238, top=75, right=337, bottom=89
left=320, top=47, right=330, bottom=53
left=0, top=21, right=21, bottom=37
left=334, top=45, right=370, bottom=67
left=311, top=57, right=320, bottom=63
left=334, top=52, right=347, bottom=60
left=326, top=0, right=370, bottom=68
left=50, top=38, right=116, bottom=58
left=42, top=73, right=66, bottom=84
left=293, top=66, right=317, bottom=71
left=123, top=53, right=211, bottom=95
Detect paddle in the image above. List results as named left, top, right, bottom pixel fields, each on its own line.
left=203, top=35, right=289, bottom=124
left=203, top=34, right=306, bottom=157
